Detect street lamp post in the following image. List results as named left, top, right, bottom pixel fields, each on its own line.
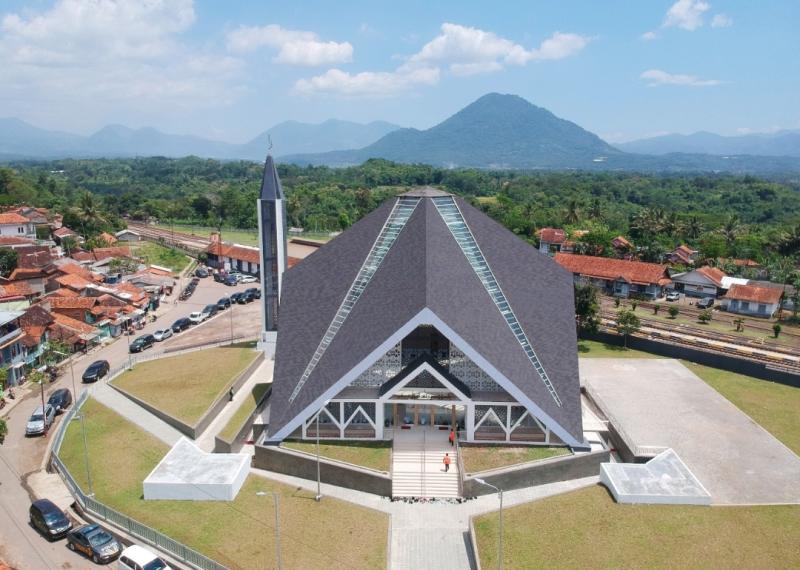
left=229, top=299, right=234, bottom=346
left=54, top=350, right=93, bottom=496
left=315, top=405, right=323, bottom=501
left=475, top=478, right=504, bottom=570
left=255, top=491, right=282, bottom=569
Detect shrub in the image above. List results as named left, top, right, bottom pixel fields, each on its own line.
left=653, top=305, right=660, bottom=315
left=773, top=323, right=782, bottom=338
left=668, top=306, right=679, bottom=319
left=698, top=310, right=713, bottom=324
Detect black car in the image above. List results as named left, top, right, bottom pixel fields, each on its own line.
left=67, top=524, right=121, bottom=563
left=195, top=267, right=209, bottom=278
left=30, top=499, right=72, bottom=540
left=697, top=297, right=715, bottom=309
left=229, top=292, right=244, bottom=303
left=47, top=388, right=72, bottom=414
left=213, top=271, right=225, bottom=283
left=224, top=275, right=237, bottom=286
left=241, top=290, right=256, bottom=303
left=81, top=360, right=110, bottom=383
left=202, top=303, right=218, bottom=318
left=217, top=297, right=231, bottom=310
left=171, top=317, right=192, bottom=332
left=245, top=287, right=261, bottom=299
left=129, top=334, right=155, bottom=353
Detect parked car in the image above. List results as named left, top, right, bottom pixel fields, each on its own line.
left=171, top=317, right=192, bottom=332
left=224, top=275, right=237, bottom=286
left=217, top=297, right=231, bottom=310
left=201, top=304, right=218, bottom=319
left=240, top=274, right=258, bottom=284
left=67, top=524, right=122, bottom=564
left=213, top=270, right=226, bottom=283
left=188, top=311, right=206, bottom=324
left=118, top=544, right=172, bottom=570
left=153, top=328, right=173, bottom=342
left=47, top=388, right=72, bottom=414
left=245, top=287, right=261, bottom=299
left=235, top=291, right=251, bottom=304
left=29, top=498, right=72, bottom=540
left=26, top=404, right=55, bottom=436
left=665, top=291, right=680, bottom=302
left=229, top=292, right=244, bottom=304
left=194, top=267, right=209, bottom=278
left=82, top=360, right=110, bottom=383
left=697, top=297, right=715, bottom=309
left=129, top=334, right=156, bottom=353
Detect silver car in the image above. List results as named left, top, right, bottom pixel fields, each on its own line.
left=26, top=404, right=55, bottom=436
left=153, top=328, right=173, bottom=342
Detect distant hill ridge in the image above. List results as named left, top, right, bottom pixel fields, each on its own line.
left=616, top=130, right=800, bottom=157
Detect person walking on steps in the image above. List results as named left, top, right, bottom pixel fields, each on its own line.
left=443, top=453, right=451, bottom=473
left=448, top=428, right=455, bottom=447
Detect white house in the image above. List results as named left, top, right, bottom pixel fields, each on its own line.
left=0, top=212, right=36, bottom=240
left=670, top=267, right=728, bottom=298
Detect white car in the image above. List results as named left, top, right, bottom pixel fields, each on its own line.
left=240, top=275, right=258, bottom=284
left=153, top=328, right=173, bottom=342
left=188, top=311, right=206, bottom=324
left=118, top=544, right=172, bottom=570
left=665, top=291, right=681, bottom=302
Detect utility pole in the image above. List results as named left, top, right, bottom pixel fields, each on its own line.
left=475, top=478, right=504, bottom=570
left=255, top=491, right=282, bottom=569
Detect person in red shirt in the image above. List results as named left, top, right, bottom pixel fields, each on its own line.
left=448, top=428, right=455, bottom=447
left=443, top=453, right=451, bottom=472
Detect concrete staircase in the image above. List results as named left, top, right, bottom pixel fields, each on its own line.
left=392, top=426, right=460, bottom=499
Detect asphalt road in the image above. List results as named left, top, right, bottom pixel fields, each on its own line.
left=0, top=276, right=260, bottom=570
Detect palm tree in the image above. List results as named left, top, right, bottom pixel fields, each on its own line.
left=719, top=214, right=742, bottom=246
left=778, top=224, right=800, bottom=256
left=684, top=215, right=704, bottom=240
left=664, top=212, right=682, bottom=237
left=564, top=199, right=581, bottom=225
left=588, top=198, right=603, bottom=221
left=74, top=191, right=108, bottom=235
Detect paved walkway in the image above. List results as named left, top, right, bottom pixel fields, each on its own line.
left=251, top=467, right=598, bottom=570
left=88, top=379, right=183, bottom=446
left=392, top=426, right=460, bottom=498
left=195, top=358, right=274, bottom=452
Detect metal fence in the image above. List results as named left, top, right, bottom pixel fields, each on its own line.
left=50, top=390, right=228, bottom=570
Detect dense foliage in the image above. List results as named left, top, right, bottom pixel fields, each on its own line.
left=2, top=157, right=800, bottom=264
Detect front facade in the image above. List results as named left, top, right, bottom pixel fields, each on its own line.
left=671, top=267, right=727, bottom=298
left=722, top=284, right=782, bottom=317
left=264, top=189, right=586, bottom=450
left=0, top=311, right=26, bottom=385
left=0, top=213, right=36, bottom=240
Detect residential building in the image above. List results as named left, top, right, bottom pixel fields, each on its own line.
left=52, top=226, right=80, bottom=244
left=0, top=212, right=36, bottom=240
left=205, top=239, right=262, bottom=275
left=537, top=227, right=567, bottom=256
left=554, top=253, right=672, bottom=299
left=115, top=229, right=142, bottom=242
left=0, top=280, right=35, bottom=310
left=670, top=266, right=729, bottom=298
left=722, top=284, right=783, bottom=318
left=19, top=304, right=54, bottom=370
left=667, top=244, right=700, bottom=265
left=263, top=188, right=586, bottom=450
left=0, top=311, right=26, bottom=385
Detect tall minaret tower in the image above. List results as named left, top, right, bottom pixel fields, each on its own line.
left=257, top=153, right=287, bottom=359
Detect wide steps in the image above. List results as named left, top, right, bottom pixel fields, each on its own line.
left=391, top=427, right=460, bottom=499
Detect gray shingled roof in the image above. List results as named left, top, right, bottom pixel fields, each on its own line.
left=260, top=155, right=284, bottom=200
left=268, top=193, right=583, bottom=442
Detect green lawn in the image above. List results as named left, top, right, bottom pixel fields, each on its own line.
left=577, top=340, right=662, bottom=358
left=59, top=399, right=388, bottom=570
left=474, top=485, right=800, bottom=569
left=282, top=440, right=392, bottom=473
left=685, top=362, right=800, bottom=455
left=218, top=383, right=271, bottom=442
left=113, top=347, right=259, bottom=426
left=461, top=446, right=570, bottom=475
left=131, top=241, right=191, bottom=273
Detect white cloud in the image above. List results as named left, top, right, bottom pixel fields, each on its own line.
left=641, top=69, right=722, bottom=87
left=294, top=64, right=440, bottom=96
left=226, top=24, right=352, bottom=66
left=409, top=23, right=589, bottom=73
left=640, top=31, right=659, bottom=41
left=711, top=13, right=733, bottom=28
left=0, top=0, right=244, bottom=127
left=663, top=0, right=710, bottom=31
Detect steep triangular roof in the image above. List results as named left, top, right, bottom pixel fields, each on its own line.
left=268, top=193, right=583, bottom=444
left=260, top=155, right=284, bottom=200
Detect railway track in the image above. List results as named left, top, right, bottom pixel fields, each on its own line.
left=127, top=222, right=211, bottom=251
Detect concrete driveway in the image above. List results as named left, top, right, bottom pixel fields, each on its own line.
left=580, top=358, right=800, bottom=505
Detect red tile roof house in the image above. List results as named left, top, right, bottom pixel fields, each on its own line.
left=670, top=266, right=729, bottom=299
left=554, top=253, right=672, bottom=299
left=7, top=246, right=60, bottom=296
left=0, top=212, right=36, bottom=240
left=667, top=244, right=700, bottom=265
left=537, top=228, right=568, bottom=256
left=18, top=304, right=55, bottom=369
left=47, top=311, right=100, bottom=352
left=205, top=239, right=262, bottom=275
left=722, top=284, right=783, bottom=318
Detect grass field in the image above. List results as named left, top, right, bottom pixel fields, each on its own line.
left=112, top=347, right=259, bottom=426
left=577, top=340, right=661, bottom=358
left=282, top=440, right=392, bottom=473
left=218, top=383, right=271, bottom=442
left=474, top=485, right=800, bottom=569
left=130, top=241, right=191, bottom=273
left=685, top=362, right=800, bottom=455
left=59, top=399, right=388, bottom=570
left=461, top=446, right=570, bottom=474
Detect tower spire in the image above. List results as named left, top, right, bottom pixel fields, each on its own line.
left=257, top=145, right=287, bottom=358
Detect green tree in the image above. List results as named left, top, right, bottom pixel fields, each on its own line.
left=0, top=248, right=18, bottom=278
left=564, top=199, right=581, bottom=225
left=698, top=309, right=713, bottom=324
left=772, top=323, right=782, bottom=338
left=733, top=318, right=745, bottom=332
left=668, top=306, right=679, bottom=319
left=574, top=282, right=600, bottom=333
left=0, top=418, right=7, bottom=445
left=615, top=309, right=641, bottom=348
left=684, top=215, right=704, bottom=240
left=719, top=214, right=742, bottom=247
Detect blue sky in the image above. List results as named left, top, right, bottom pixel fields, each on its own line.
left=1, top=0, right=798, bottom=143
